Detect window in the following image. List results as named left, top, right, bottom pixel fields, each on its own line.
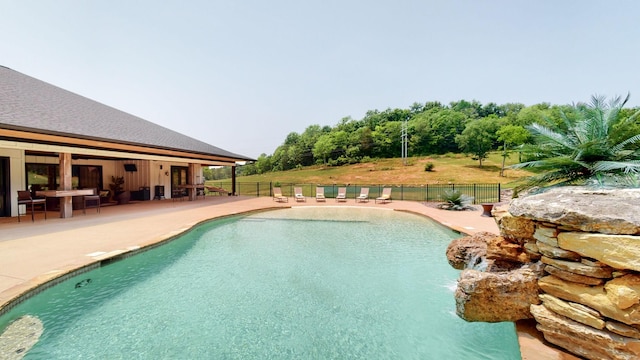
left=26, top=164, right=103, bottom=191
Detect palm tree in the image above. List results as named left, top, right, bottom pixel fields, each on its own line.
left=511, top=94, right=640, bottom=191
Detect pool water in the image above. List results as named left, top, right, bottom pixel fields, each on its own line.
left=1, top=207, right=520, bottom=359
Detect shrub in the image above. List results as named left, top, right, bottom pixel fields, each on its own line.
left=437, top=189, right=475, bottom=211
left=424, top=162, right=435, bottom=172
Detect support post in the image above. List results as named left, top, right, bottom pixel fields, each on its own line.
left=59, top=152, right=72, bottom=218
left=231, top=165, right=236, bottom=196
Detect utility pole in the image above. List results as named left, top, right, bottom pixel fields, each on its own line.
left=401, top=118, right=408, bottom=165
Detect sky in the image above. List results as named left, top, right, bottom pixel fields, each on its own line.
left=2, top=1, right=640, bottom=159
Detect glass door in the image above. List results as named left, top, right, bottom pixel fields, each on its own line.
left=171, top=166, right=188, bottom=197
left=0, top=157, right=9, bottom=217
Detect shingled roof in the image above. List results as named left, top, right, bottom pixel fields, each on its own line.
left=0, top=66, right=253, bottom=162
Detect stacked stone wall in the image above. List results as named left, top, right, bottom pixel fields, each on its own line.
left=499, top=187, right=640, bottom=360
left=518, top=220, right=640, bottom=359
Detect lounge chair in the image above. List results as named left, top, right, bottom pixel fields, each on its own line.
left=315, top=187, right=326, bottom=202
left=273, top=187, right=288, bottom=202
left=205, top=185, right=229, bottom=196
left=335, top=187, right=347, bottom=202
left=356, top=187, right=369, bottom=203
left=375, top=187, right=392, bottom=204
left=294, top=187, right=306, bottom=202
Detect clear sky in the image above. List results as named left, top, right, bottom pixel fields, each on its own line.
left=2, top=1, right=639, bottom=159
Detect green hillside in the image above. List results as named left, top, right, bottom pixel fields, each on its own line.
left=234, top=153, right=533, bottom=188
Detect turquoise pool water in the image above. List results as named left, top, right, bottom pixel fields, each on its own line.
left=1, top=207, right=520, bottom=359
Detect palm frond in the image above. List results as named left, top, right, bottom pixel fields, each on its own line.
left=527, top=123, right=577, bottom=150
left=512, top=94, right=640, bottom=191
left=593, top=160, right=640, bottom=174
left=611, top=134, right=640, bottom=153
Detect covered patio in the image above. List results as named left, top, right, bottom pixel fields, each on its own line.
left=0, top=65, right=253, bottom=220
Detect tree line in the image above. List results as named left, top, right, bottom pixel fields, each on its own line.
left=234, top=98, right=640, bottom=177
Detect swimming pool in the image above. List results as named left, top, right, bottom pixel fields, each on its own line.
left=0, top=207, right=520, bottom=359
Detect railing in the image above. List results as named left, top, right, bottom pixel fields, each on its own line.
left=206, top=182, right=502, bottom=204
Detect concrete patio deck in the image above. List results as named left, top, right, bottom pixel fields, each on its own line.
left=0, top=195, right=573, bottom=359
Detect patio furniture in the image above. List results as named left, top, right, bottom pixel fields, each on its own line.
left=315, top=187, right=326, bottom=202
left=356, top=188, right=369, bottom=203
left=172, top=188, right=185, bottom=201
left=294, top=187, right=306, bottom=202
left=178, top=184, right=204, bottom=201
left=83, top=188, right=101, bottom=214
left=131, top=187, right=151, bottom=201
left=17, top=190, right=47, bottom=222
left=196, top=186, right=206, bottom=199
left=205, top=186, right=229, bottom=196
left=375, top=188, right=392, bottom=204
left=272, top=187, right=288, bottom=202
left=99, top=190, right=112, bottom=204
left=36, top=189, right=95, bottom=218
left=335, top=187, right=347, bottom=202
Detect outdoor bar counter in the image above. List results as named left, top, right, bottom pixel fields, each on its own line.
left=36, top=189, right=94, bottom=218
left=179, top=184, right=205, bottom=201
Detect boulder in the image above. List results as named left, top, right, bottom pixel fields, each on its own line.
left=455, top=264, right=543, bottom=322
left=509, top=187, right=640, bottom=235
left=494, top=208, right=535, bottom=244
left=445, top=232, right=488, bottom=270
left=446, top=231, right=530, bottom=272
left=486, top=234, right=530, bottom=264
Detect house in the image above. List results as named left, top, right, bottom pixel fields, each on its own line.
left=0, top=65, right=254, bottom=218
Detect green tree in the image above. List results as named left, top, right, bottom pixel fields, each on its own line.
left=351, top=126, right=374, bottom=157
left=515, top=104, right=550, bottom=127
left=270, top=146, right=288, bottom=171
left=423, top=109, right=470, bottom=154
left=299, top=125, right=326, bottom=166
left=255, top=153, right=272, bottom=174
left=371, top=121, right=402, bottom=158
left=496, top=125, right=530, bottom=176
left=511, top=94, right=640, bottom=190
left=455, top=116, right=500, bottom=167
left=313, top=134, right=335, bottom=165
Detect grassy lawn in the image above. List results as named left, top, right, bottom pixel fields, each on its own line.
left=234, top=153, right=533, bottom=188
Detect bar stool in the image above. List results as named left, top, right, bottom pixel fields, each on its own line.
left=17, top=190, right=47, bottom=222
left=172, top=188, right=184, bottom=201
left=83, top=188, right=101, bottom=214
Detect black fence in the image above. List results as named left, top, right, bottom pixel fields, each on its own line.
left=207, top=182, right=502, bottom=204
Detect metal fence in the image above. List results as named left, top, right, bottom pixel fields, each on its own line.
left=208, top=182, right=502, bottom=204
